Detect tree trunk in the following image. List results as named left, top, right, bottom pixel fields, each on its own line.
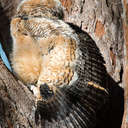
left=61, top=0, right=124, bottom=84
left=121, top=0, right=128, bottom=127
left=0, top=58, right=40, bottom=127
left=0, top=0, right=125, bottom=127
left=0, top=0, right=20, bottom=59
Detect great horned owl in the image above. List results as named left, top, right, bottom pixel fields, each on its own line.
left=10, top=0, right=109, bottom=127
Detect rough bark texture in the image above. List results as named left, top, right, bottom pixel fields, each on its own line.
left=0, top=58, right=41, bottom=127
left=0, top=0, right=21, bottom=60
left=61, top=0, right=124, bottom=85
left=121, top=0, right=128, bottom=127
left=0, top=0, right=125, bottom=127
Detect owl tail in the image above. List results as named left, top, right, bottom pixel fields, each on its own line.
left=35, top=83, right=109, bottom=128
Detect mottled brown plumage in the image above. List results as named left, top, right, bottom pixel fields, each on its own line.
left=10, top=0, right=109, bottom=127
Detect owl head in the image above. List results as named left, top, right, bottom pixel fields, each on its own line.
left=16, top=0, right=64, bottom=19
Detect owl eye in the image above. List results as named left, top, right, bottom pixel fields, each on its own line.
left=19, top=14, right=28, bottom=20
left=22, top=32, right=28, bottom=36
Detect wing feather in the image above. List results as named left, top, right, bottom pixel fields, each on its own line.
left=35, top=24, right=109, bottom=128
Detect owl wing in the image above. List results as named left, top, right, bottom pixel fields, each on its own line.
left=35, top=24, right=109, bottom=128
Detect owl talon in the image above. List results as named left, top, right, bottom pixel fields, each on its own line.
left=29, top=85, right=42, bottom=101
left=30, top=85, right=36, bottom=91
left=30, top=84, right=55, bottom=102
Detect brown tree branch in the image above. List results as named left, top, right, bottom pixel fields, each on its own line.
left=0, top=0, right=21, bottom=59
left=0, top=58, right=40, bottom=127
left=121, top=0, right=128, bottom=127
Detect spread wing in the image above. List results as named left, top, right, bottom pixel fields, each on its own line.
left=35, top=24, right=109, bottom=128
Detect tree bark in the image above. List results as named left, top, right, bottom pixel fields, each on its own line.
left=0, top=58, right=41, bottom=127
left=0, top=0, right=20, bottom=59
left=61, top=0, right=124, bottom=84
left=0, top=0, right=125, bottom=127
left=121, top=0, right=128, bottom=127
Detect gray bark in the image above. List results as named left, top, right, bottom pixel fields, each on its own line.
left=0, top=59, right=39, bottom=127
left=61, top=0, right=124, bottom=85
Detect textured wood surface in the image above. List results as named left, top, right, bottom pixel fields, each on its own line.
left=121, top=0, right=128, bottom=127
left=0, top=58, right=40, bottom=127
left=62, top=0, right=124, bottom=85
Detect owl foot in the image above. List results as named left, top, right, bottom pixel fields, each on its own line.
left=30, top=83, right=55, bottom=102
